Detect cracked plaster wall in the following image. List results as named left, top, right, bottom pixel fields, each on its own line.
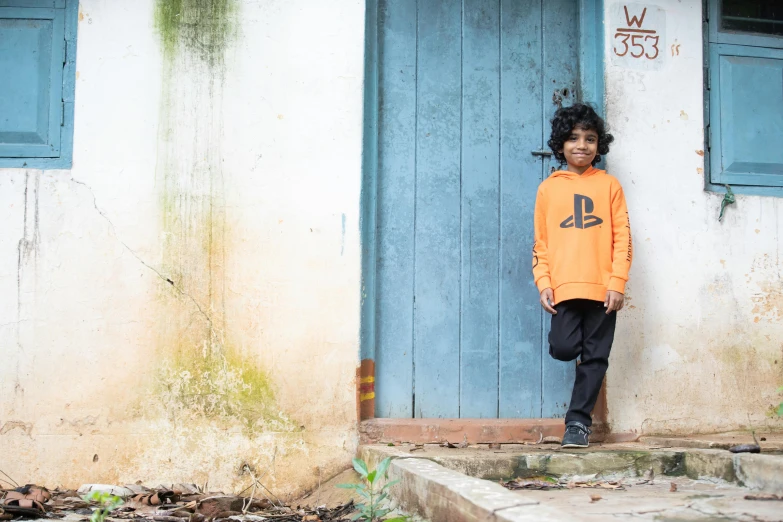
left=0, top=0, right=364, bottom=496
left=604, top=0, right=783, bottom=436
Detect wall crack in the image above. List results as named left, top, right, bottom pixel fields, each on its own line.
left=68, top=175, right=214, bottom=328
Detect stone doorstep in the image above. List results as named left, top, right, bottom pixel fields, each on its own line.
left=359, top=418, right=570, bottom=445
left=640, top=433, right=783, bottom=452
left=360, top=444, right=783, bottom=522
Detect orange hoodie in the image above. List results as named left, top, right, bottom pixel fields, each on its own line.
left=532, top=166, right=632, bottom=304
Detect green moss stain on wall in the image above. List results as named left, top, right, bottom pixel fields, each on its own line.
left=156, top=338, right=296, bottom=430
left=154, top=0, right=238, bottom=65
left=150, top=0, right=292, bottom=430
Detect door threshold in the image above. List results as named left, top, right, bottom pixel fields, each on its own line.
left=360, top=418, right=572, bottom=445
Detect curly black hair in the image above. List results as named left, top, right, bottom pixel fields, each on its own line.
left=547, top=103, right=614, bottom=166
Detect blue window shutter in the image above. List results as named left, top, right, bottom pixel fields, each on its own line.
left=710, top=43, right=783, bottom=187
left=0, top=6, right=65, bottom=158
left=0, top=1, right=60, bottom=8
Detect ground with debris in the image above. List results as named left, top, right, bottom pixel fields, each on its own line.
left=0, top=481, right=368, bottom=522
left=508, top=475, right=783, bottom=521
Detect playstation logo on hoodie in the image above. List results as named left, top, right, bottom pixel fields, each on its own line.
left=560, top=194, right=604, bottom=229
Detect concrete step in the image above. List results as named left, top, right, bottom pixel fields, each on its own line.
left=360, top=444, right=783, bottom=522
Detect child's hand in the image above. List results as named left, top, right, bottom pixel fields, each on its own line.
left=540, top=288, right=557, bottom=314
left=604, top=290, right=625, bottom=314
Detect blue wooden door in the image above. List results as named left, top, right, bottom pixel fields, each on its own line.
left=374, top=0, right=577, bottom=418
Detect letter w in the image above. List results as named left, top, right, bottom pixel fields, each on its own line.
left=623, top=6, right=647, bottom=28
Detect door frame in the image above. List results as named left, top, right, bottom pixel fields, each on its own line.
left=358, top=0, right=606, bottom=421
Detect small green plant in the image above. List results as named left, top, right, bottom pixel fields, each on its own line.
left=82, top=491, right=124, bottom=522
left=777, top=387, right=783, bottom=417
left=337, top=457, right=408, bottom=522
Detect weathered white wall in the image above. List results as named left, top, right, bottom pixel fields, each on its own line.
left=0, top=0, right=365, bottom=495
left=604, top=0, right=783, bottom=435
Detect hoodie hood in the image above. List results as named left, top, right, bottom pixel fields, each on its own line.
left=549, top=166, right=603, bottom=179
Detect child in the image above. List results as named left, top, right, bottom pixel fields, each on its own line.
left=532, top=103, right=632, bottom=448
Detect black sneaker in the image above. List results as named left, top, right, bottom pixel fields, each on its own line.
left=561, top=422, right=591, bottom=448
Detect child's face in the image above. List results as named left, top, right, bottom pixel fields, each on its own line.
left=561, top=126, right=598, bottom=170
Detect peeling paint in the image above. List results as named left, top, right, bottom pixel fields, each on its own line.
left=0, top=420, right=33, bottom=436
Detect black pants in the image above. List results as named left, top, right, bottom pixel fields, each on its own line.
left=549, top=299, right=616, bottom=427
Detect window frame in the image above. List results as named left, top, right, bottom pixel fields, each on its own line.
left=704, top=0, right=783, bottom=197
left=0, top=0, right=77, bottom=169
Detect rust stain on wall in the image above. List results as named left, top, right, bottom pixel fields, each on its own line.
left=357, top=359, right=375, bottom=421
left=752, top=280, right=782, bottom=323
left=750, top=254, right=782, bottom=324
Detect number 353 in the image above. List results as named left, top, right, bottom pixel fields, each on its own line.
left=614, top=33, right=659, bottom=60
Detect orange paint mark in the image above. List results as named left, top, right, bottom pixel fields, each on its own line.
left=754, top=317, right=760, bottom=323
left=79, top=12, right=84, bottom=21
left=695, top=150, right=704, bottom=156
left=755, top=229, right=760, bottom=234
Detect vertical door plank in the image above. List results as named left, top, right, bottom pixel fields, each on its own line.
left=375, top=0, right=418, bottom=418
left=413, top=0, right=462, bottom=418
left=541, top=0, right=578, bottom=418
left=460, top=0, right=501, bottom=418
left=498, top=0, right=544, bottom=418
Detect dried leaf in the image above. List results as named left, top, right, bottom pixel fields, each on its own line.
left=729, top=444, right=760, bottom=454
left=568, top=481, right=624, bottom=491
left=590, top=494, right=602, bottom=502
left=744, top=494, right=782, bottom=501
left=501, top=479, right=563, bottom=491
left=669, top=482, right=678, bottom=493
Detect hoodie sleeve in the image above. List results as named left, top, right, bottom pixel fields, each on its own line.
left=532, top=185, right=552, bottom=293
left=607, top=180, right=633, bottom=293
